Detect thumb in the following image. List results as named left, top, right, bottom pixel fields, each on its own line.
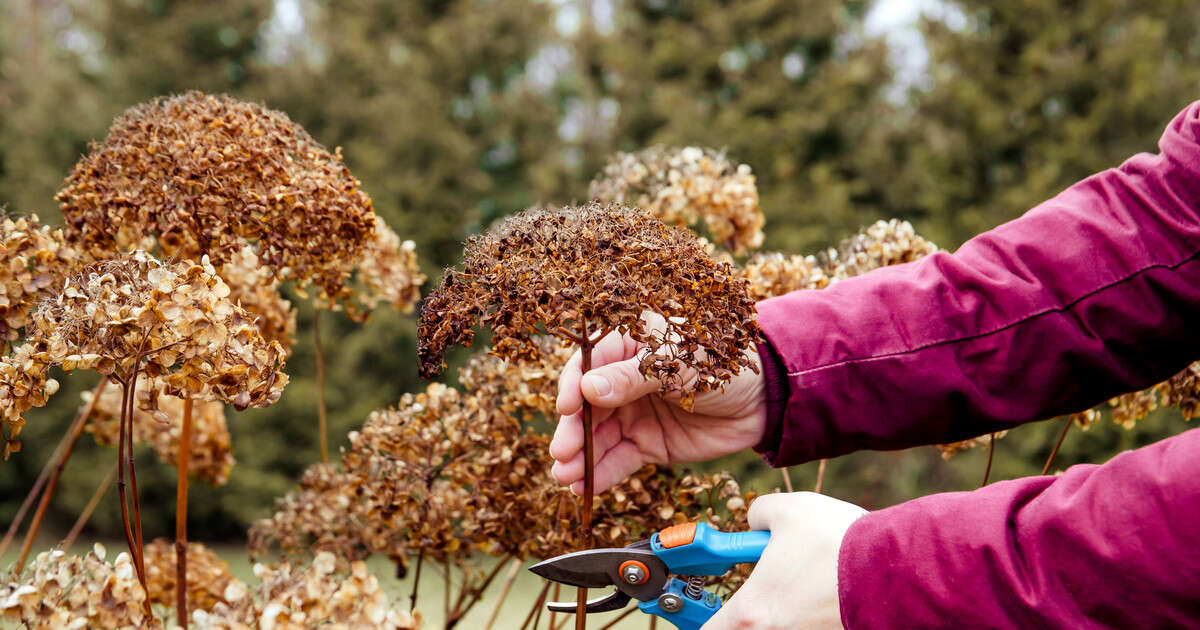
left=581, top=356, right=661, bottom=408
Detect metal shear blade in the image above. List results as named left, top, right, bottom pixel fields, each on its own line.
left=530, top=546, right=670, bottom=613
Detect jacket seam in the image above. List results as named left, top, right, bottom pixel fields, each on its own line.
left=787, top=247, right=1200, bottom=378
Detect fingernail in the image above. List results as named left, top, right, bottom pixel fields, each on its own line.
left=584, top=374, right=612, bottom=397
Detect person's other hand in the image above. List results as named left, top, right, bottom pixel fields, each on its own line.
left=550, top=313, right=767, bottom=494
left=704, top=492, right=867, bottom=630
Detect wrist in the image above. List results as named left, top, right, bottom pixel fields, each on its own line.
left=752, top=339, right=790, bottom=463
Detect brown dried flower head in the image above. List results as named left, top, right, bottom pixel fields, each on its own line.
left=0, top=213, right=79, bottom=352
left=0, top=544, right=156, bottom=629
left=590, top=146, right=764, bottom=254
left=0, top=251, right=287, bottom=456
left=823, top=219, right=939, bottom=281
left=55, top=91, right=379, bottom=308
left=84, top=377, right=234, bottom=485
left=741, top=252, right=831, bottom=300
left=418, top=203, right=760, bottom=410
left=143, top=538, right=244, bottom=614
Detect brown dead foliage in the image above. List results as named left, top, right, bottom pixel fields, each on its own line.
left=418, top=203, right=760, bottom=411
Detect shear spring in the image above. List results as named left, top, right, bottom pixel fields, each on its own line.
left=684, top=575, right=706, bottom=600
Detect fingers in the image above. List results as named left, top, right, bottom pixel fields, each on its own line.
left=551, top=419, right=623, bottom=484
left=568, top=441, right=644, bottom=495
left=580, top=356, right=661, bottom=408
left=556, top=329, right=637, bottom=416
left=747, top=491, right=793, bottom=531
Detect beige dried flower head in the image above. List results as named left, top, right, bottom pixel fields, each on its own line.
left=935, top=431, right=1008, bottom=461
left=0, top=251, right=287, bottom=456
left=457, top=335, right=573, bottom=420
left=143, top=538, right=244, bottom=613
left=84, top=377, right=234, bottom=485
left=823, top=219, right=939, bottom=280
left=323, top=216, right=425, bottom=320
left=418, top=203, right=760, bottom=410
left=0, top=213, right=79, bottom=352
left=218, top=245, right=297, bottom=355
left=193, top=553, right=423, bottom=629
left=0, top=544, right=157, bottom=628
left=590, top=146, right=764, bottom=254
left=741, top=252, right=831, bottom=300
left=55, top=91, right=381, bottom=309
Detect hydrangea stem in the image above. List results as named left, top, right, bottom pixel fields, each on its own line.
left=576, top=318, right=594, bottom=630
left=813, top=459, right=828, bottom=494
left=483, top=557, right=522, bottom=629
left=780, top=467, right=794, bottom=493
left=980, top=432, right=997, bottom=488
left=1042, top=417, right=1073, bottom=475
left=175, top=396, right=194, bottom=628
left=314, top=309, right=329, bottom=464
left=0, top=379, right=106, bottom=560
left=14, top=382, right=98, bottom=572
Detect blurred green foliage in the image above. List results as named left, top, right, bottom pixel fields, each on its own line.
left=0, top=0, right=1197, bottom=543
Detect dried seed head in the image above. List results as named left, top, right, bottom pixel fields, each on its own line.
left=142, top=538, right=244, bottom=613
left=0, top=251, right=288, bottom=457
left=418, top=203, right=760, bottom=409
left=0, top=544, right=155, bottom=628
left=0, top=213, right=80, bottom=352
left=590, top=146, right=764, bottom=254
left=56, top=91, right=418, bottom=315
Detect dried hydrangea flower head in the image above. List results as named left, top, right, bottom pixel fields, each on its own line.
left=142, top=538, right=244, bottom=613
left=55, top=91, right=380, bottom=309
left=193, top=552, right=423, bottom=630
left=0, top=251, right=287, bottom=456
left=740, top=252, right=831, bottom=300
left=84, top=377, right=234, bottom=485
left=822, top=219, right=939, bottom=280
left=218, top=245, right=297, bottom=354
left=1158, top=362, right=1200, bottom=420
left=590, top=146, right=764, bottom=254
left=0, top=213, right=79, bottom=352
left=320, top=216, right=425, bottom=320
left=419, top=203, right=760, bottom=405
left=0, top=544, right=156, bottom=629
left=457, top=335, right=573, bottom=420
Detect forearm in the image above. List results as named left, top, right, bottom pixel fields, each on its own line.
left=836, top=427, right=1200, bottom=628
left=756, top=102, right=1200, bottom=464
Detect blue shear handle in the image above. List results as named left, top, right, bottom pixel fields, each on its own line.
left=651, top=523, right=771, bottom=576
left=638, top=577, right=721, bottom=630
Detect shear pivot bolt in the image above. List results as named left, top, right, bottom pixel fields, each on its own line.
left=622, top=565, right=645, bottom=584
left=657, top=593, right=683, bottom=613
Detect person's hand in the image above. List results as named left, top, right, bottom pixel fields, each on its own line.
left=550, top=313, right=767, bottom=494
left=704, top=492, right=867, bottom=630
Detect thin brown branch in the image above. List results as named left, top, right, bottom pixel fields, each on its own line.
left=813, top=459, right=828, bottom=494
left=314, top=309, right=329, bottom=464
left=410, top=550, right=424, bottom=612
left=981, top=432, right=997, bottom=488
left=483, top=557, right=522, bottom=630
left=175, top=396, right=194, bottom=628
left=780, top=467, right=794, bottom=493
left=453, top=554, right=516, bottom=624
left=597, top=606, right=638, bottom=630
left=1042, top=417, right=1073, bottom=476
left=519, top=581, right=552, bottom=630
left=577, top=321, right=594, bottom=630
left=62, top=460, right=117, bottom=550
left=2, top=378, right=105, bottom=561
left=14, top=384, right=95, bottom=572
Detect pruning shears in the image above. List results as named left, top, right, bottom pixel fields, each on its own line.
left=529, top=522, right=769, bottom=630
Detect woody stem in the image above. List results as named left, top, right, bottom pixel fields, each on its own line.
left=1042, top=417, right=1073, bottom=475
left=176, top=397, right=194, bottom=628
left=14, top=380, right=99, bottom=572
left=314, top=309, right=329, bottom=464
left=576, top=319, right=594, bottom=630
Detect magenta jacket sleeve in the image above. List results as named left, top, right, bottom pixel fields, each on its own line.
left=838, top=428, right=1200, bottom=628
left=754, top=101, right=1200, bottom=465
